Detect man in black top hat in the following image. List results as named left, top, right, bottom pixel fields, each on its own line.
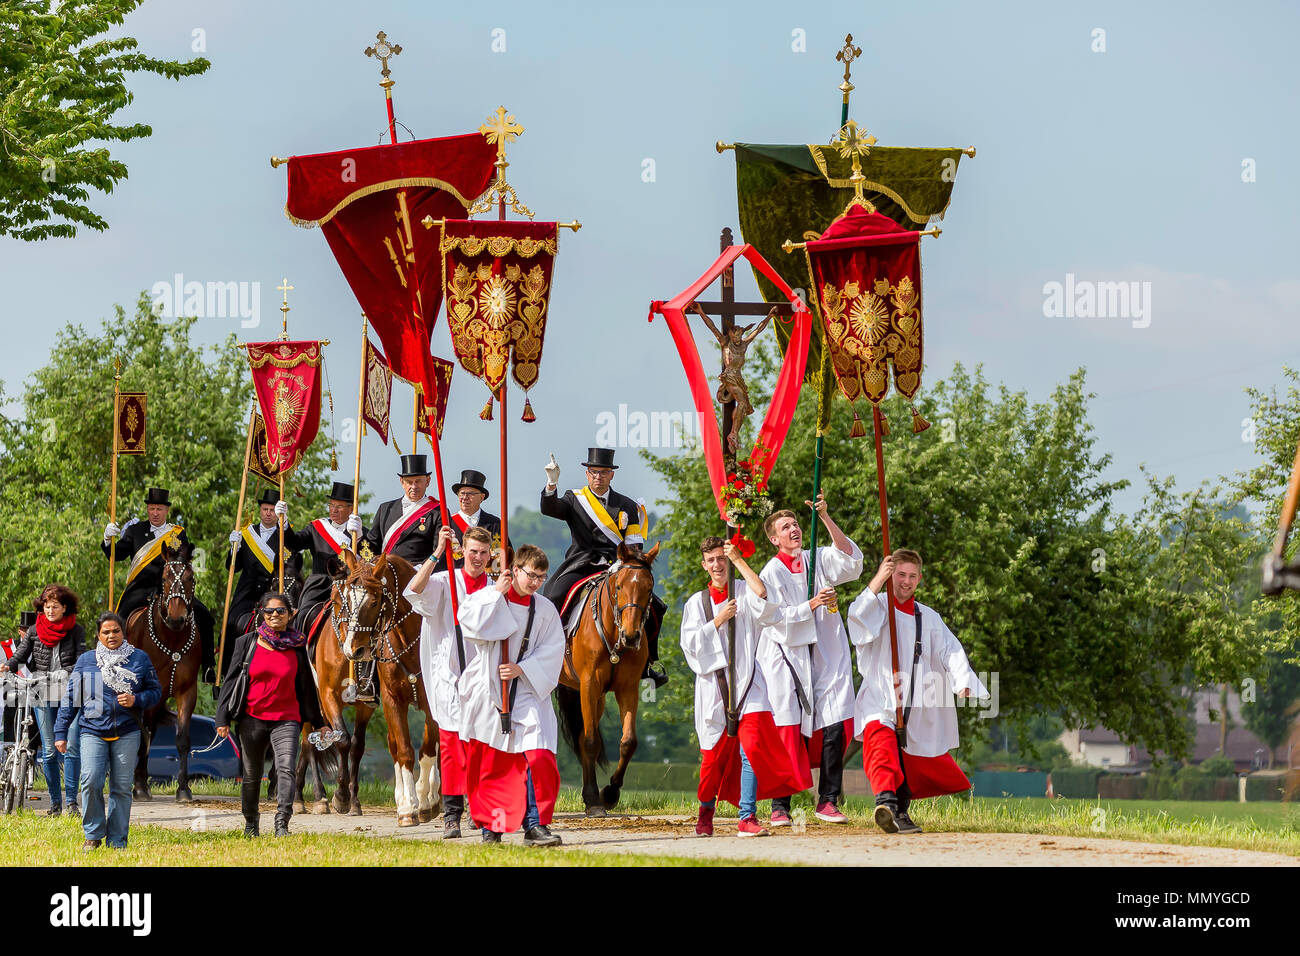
left=351, top=454, right=445, bottom=569
left=103, top=486, right=218, bottom=682
left=448, top=469, right=508, bottom=571
left=540, top=447, right=668, bottom=687
left=283, top=481, right=366, bottom=637
left=222, top=488, right=296, bottom=674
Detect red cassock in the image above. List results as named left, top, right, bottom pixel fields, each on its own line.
left=698, top=711, right=812, bottom=808
left=862, top=720, right=970, bottom=799
left=464, top=742, right=559, bottom=833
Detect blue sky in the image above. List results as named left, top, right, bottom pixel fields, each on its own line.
left=2, top=0, right=1296, bottom=524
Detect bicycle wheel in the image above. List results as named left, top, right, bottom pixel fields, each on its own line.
left=1, top=756, right=14, bottom=815
left=13, top=748, right=29, bottom=812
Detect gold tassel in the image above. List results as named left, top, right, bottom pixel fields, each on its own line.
left=911, top=405, right=931, bottom=434
left=330, top=449, right=338, bottom=470
left=849, top=408, right=867, bottom=438
left=521, top=397, right=536, bottom=423
left=479, top=397, right=494, bottom=421
left=879, top=411, right=891, bottom=438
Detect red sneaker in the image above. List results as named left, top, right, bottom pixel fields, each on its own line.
left=770, top=807, right=792, bottom=828
left=737, top=816, right=770, bottom=838
left=815, top=801, right=848, bottom=824
left=695, top=805, right=715, bottom=837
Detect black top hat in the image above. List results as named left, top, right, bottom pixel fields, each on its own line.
left=145, top=487, right=171, bottom=506
left=398, top=454, right=431, bottom=478
left=257, top=488, right=281, bottom=507
left=582, top=447, right=618, bottom=471
left=329, top=481, right=356, bottom=502
left=451, top=469, right=489, bottom=499
left=18, top=611, right=36, bottom=629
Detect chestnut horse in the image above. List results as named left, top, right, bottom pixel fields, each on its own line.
left=556, top=542, right=660, bottom=816
left=329, top=551, right=440, bottom=826
left=127, top=540, right=201, bottom=803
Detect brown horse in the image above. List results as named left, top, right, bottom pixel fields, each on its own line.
left=329, top=551, right=440, bottom=826
left=127, top=540, right=201, bottom=803
left=556, top=542, right=660, bottom=816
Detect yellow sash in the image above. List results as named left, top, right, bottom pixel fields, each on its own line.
left=121, top=524, right=183, bottom=593
left=576, top=487, right=623, bottom=545
left=241, top=524, right=277, bottom=574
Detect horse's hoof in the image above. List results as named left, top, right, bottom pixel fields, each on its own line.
left=348, top=803, right=363, bottom=817
left=134, top=786, right=152, bottom=801
left=397, top=813, right=419, bottom=828
left=175, top=788, right=193, bottom=805
left=418, top=807, right=435, bottom=823
left=601, top=785, right=621, bottom=810
left=293, top=800, right=306, bottom=815
left=585, top=805, right=607, bottom=818
left=331, top=793, right=350, bottom=814
left=313, top=800, right=330, bottom=815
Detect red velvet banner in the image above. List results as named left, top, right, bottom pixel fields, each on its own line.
left=245, top=341, right=323, bottom=472
left=361, top=337, right=392, bottom=446
left=416, top=355, right=454, bottom=442
left=804, top=204, right=922, bottom=405
left=648, top=245, right=811, bottom=522
left=284, top=134, right=496, bottom=399
left=440, top=219, right=558, bottom=397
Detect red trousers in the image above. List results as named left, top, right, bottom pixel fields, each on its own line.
left=697, top=712, right=813, bottom=808
left=464, top=741, right=560, bottom=833
left=862, top=720, right=971, bottom=799
left=439, top=728, right=467, bottom=796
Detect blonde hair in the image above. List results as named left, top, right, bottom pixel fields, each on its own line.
left=764, top=509, right=799, bottom=539
left=892, top=548, right=922, bottom=571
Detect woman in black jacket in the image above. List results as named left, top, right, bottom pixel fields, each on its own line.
left=0, top=584, right=87, bottom=816
left=216, top=592, right=325, bottom=837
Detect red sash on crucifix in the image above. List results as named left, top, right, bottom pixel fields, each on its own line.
left=381, top=499, right=440, bottom=554
left=311, top=518, right=347, bottom=555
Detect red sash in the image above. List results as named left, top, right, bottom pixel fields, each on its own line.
left=382, top=499, right=440, bottom=554
left=451, top=513, right=470, bottom=535
left=311, top=518, right=346, bottom=555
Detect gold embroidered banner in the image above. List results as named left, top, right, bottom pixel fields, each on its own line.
left=249, top=413, right=282, bottom=483
left=362, top=337, right=393, bottom=445
left=416, top=356, right=454, bottom=442
left=245, top=340, right=323, bottom=472
left=440, top=219, right=558, bottom=395
left=114, top=392, right=146, bottom=455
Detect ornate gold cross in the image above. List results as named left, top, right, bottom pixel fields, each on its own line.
left=834, top=119, right=877, bottom=209
left=471, top=106, right=533, bottom=218
left=364, top=31, right=402, bottom=82
left=278, top=277, right=293, bottom=339
left=836, top=33, right=863, bottom=94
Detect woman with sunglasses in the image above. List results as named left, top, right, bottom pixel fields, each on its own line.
left=215, top=592, right=325, bottom=837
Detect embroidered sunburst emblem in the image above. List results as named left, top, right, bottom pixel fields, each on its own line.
left=849, top=290, right=892, bottom=346
left=478, top=275, right=517, bottom=320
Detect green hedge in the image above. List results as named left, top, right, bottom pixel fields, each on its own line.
left=560, top=761, right=700, bottom=793
left=1048, top=767, right=1103, bottom=798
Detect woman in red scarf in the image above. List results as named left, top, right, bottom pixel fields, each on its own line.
left=215, top=592, right=325, bottom=837
left=0, top=584, right=86, bottom=816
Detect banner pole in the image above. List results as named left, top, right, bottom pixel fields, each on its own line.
left=108, top=358, right=122, bottom=610
left=278, top=472, right=286, bottom=593
left=353, top=317, right=368, bottom=552
left=218, top=408, right=257, bottom=687
left=872, top=404, right=903, bottom=729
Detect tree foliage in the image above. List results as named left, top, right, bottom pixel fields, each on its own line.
left=0, top=0, right=210, bottom=240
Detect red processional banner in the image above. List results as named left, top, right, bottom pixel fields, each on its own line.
left=648, top=244, right=811, bottom=522
left=440, top=219, right=558, bottom=397
left=361, top=338, right=393, bottom=446
left=249, top=413, right=283, bottom=483
left=283, top=134, right=496, bottom=399
left=803, top=203, right=923, bottom=406
left=114, top=392, right=146, bottom=455
left=416, top=355, right=455, bottom=442
left=245, top=340, right=323, bottom=472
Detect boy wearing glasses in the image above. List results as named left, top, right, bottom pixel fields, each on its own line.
left=458, top=545, right=566, bottom=847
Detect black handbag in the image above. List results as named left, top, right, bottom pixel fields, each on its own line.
left=220, top=637, right=259, bottom=722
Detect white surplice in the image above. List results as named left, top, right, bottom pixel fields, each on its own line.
left=679, top=581, right=782, bottom=751
left=846, top=589, right=989, bottom=758
left=403, top=570, right=486, bottom=733
left=456, top=588, right=565, bottom=754
left=757, top=542, right=863, bottom=734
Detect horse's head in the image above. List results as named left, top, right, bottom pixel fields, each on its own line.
left=159, top=540, right=195, bottom=629
left=610, top=542, right=660, bottom=639
left=332, top=551, right=394, bottom=663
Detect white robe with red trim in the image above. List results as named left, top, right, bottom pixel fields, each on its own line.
left=846, top=589, right=989, bottom=758
left=758, top=542, right=863, bottom=733
left=456, top=588, right=565, bottom=755
left=680, top=582, right=782, bottom=751
left=404, top=571, right=485, bottom=733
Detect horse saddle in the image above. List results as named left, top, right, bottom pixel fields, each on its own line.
left=559, top=572, right=606, bottom=639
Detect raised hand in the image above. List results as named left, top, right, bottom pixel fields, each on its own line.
left=544, top=453, right=561, bottom=487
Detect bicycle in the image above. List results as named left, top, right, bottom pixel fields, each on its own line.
left=1, top=673, right=43, bottom=814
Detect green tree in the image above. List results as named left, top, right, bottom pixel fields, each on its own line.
left=1242, top=648, right=1300, bottom=767
left=0, top=293, right=334, bottom=643
left=0, top=0, right=210, bottom=240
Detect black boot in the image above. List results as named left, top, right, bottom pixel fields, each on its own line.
left=274, top=811, right=290, bottom=837
left=524, top=824, right=562, bottom=847
left=243, top=815, right=259, bottom=837
left=895, top=784, right=922, bottom=834
left=873, top=791, right=900, bottom=834
left=641, top=598, right=668, bottom=688
left=481, top=828, right=502, bottom=844
left=443, top=795, right=464, bottom=839
left=642, top=661, right=668, bottom=689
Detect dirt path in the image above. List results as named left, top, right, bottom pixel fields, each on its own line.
left=118, top=794, right=1299, bottom=867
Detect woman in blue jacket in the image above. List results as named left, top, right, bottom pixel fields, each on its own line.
left=54, top=612, right=161, bottom=850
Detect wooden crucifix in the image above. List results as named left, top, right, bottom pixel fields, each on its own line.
left=683, top=227, right=795, bottom=735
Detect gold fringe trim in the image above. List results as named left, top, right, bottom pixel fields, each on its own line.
left=245, top=343, right=322, bottom=369
left=440, top=234, right=557, bottom=257
left=282, top=176, right=479, bottom=229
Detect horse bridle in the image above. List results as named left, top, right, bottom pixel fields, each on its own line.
left=589, top=559, right=653, bottom=665
left=329, top=565, right=421, bottom=688
left=146, top=558, right=197, bottom=698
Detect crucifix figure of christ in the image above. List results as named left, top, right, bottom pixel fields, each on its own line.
left=690, top=302, right=776, bottom=453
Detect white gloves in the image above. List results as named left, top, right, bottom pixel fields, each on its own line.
left=104, top=521, right=121, bottom=542
left=274, top=500, right=288, bottom=518
left=544, top=453, right=560, bottom=487
left=346, top=514, right=363, bottom=536
left=229, top=530, right=242, bottom=549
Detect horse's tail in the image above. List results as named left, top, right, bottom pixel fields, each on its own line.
left=556, top=684, right=607, bottom=767
left=313, top=742, right=341, bottom=779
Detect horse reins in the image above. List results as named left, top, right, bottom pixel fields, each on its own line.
left=587, top=559, right=653, bottom=665
left=330, top=567, right=421, bottom=689
left=145, top=558, right=197, bottom=699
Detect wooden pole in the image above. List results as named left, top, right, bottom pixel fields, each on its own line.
left=872, top=404, right=903, bottom=729
left=497, top=187, right=513, bottom=733
left=411, top=387, right=419, bottom=453
left=352, top=317, right=368, bottom=552
left=218, top=409, right=257, bottom=686
left=278, top=472, right=286, bottom=593
left=108, top=360, right=121, bottom=610
left=719, top=229, right=739, bottom=738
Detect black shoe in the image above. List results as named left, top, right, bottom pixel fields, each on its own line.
left=46, top=806, right=62, bottom=817
left=66, top=803, right=80, bottom=819
left=523, top=824, right=562, bottom=847
left=444, top=814, right=462, bottom=840
left=644, top=662, right=668, bottom=689
left=274, top=824, right=290, bottom=837
left=82, top=839, right=102, bottom=851
left=873, top=791, right=900, bottom=834
left=243, top=818, right=259, bottom=837
left=481, top=828, right=502, bottom=844
left=894, top=809, right=923, bottom=834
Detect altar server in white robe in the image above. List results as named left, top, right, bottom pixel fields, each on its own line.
left=404, top=525, right=494, bottom=840
left=847, top=549, right=989, bottom=834
left=458, top=544, right=566, bottom=847
left=758, top=491, right=863, bottom=826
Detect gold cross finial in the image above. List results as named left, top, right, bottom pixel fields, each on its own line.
left=113, top=355, right=122, bottom=379
left=837, top=33, right=862, bottom=85
left=834, top=120, right=877, bottom=210
left=277, top=277, right=293, bottom=339
left=470, top=106, right=533, bottom=218
left=364, top=31, right=402, bottom=83
left=479, top=106, right=525, bottom=163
